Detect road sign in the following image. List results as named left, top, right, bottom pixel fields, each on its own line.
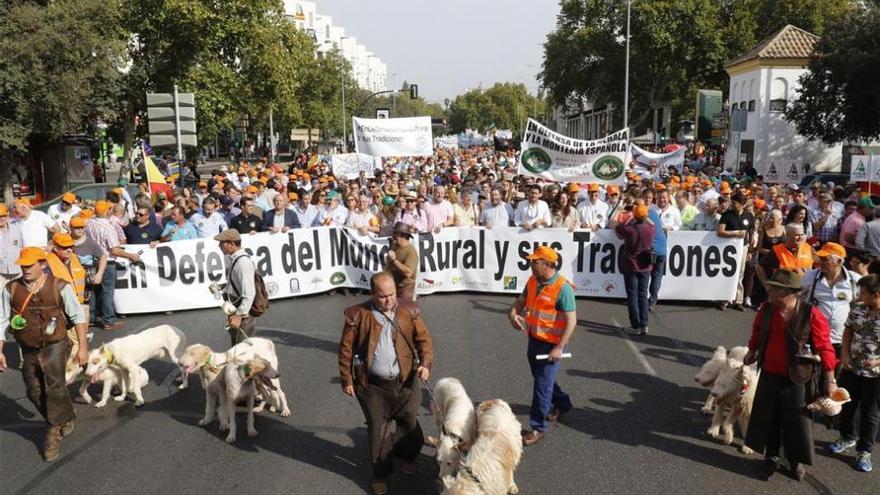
left=376, top=108, right=390, bottom=119
left=147, top=91, right=197, bottom=148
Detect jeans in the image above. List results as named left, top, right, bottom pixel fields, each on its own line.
left=838, top=370, right=880, bottom=453
left=623, top=271, right=650, bottom=329
left=527, top=337, right=572, bottom=432
left=649, top=255, right=666, bottom=306
left=90, top=263, right=117, bottom=324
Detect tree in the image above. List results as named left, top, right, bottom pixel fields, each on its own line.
left=0, top=0, right=127, bottom=148
left=446, top=83, right=546, bottom=134
left=786, top=5, right=880, bottom=144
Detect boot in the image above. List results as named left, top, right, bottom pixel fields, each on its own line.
left=61, top=420, right=76, bottom=437
left=43, top=425, right=63, bottom=462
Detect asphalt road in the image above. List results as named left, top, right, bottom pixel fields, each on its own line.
left=1, top=293, right=878, bottom=495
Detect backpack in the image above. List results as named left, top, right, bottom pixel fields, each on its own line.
left=229, top=254, right=269, bottom=317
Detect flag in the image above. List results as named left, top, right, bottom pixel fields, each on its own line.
left=144, top=148, right=172, bottom=199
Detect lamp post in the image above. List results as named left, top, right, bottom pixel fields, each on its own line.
left=623, top=0, right=632, bottom=134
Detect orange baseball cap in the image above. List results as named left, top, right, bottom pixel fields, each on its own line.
left=16, top=247, right=47, bottom=266
left=633, top=205, right=649, bottom=219
left=719, top=182, right=732, bottom=193
left=587, top=183, right=601, bottom=193
left=606, top=185, right=620, bottom=195
left=246, top=185, right=259, bottom=194
left=198, top=181, right=208, bottom=188
left=526, top=245, right=560, bottom=263
left=288, top=192, right=299, bottom=201
left=62, top=192, right=76, bottom=204
left=52, top=232, right=75, bottom=248
left=654, top=183, right=666, bottom=191
left=815, top=242, right=846, bottom=259
left=70, top=216, right=87, bottom=228
left=78, top=209, right=95, bottom=219
left=0, top=204, right=8, bottom=216
left=95, top=200, right=112, bottom=215
left=566, top=183, right=580, bottom=193
left=754, top=199, right=767, bottom=210
left=13, top=198, right=31, bottom=207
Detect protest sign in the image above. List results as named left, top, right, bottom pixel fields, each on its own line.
left=113, top=227, right=742, bottom=314
left=352, top=116, right=433, bottom=157
left=331, top=153, right=376, bottom=179
left=851, top=155, right=870, bottom=182
left=763, top=158, right=802, bottom=184
left=626, top=143, right=686, bottom=173
left=519, top=118, right=628, bottom=184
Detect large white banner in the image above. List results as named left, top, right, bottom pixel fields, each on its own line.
left=352, top=116, right=433, bottom=157
left=113, top=227, right=742, bottom=314
left=519, top=118, right=628, bottom=184
left=626, top=143, right=686, bottom=173
left=331, top=153, right=376, bottom=179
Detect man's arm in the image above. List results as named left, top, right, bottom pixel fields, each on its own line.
left=111, top=245, right=141, bottom=263
left=508, top=294, right=527, bottom=332
left=0, top=288, right=11, bottom=370
left=856, top=223, right=868, bottom=250
left=410, top=308, right=433, bottom=372
left=234, top=258, right=256, bottom=316
left=338, top=309, right=359, bottom=394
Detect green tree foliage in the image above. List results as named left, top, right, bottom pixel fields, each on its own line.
left=541, top=0, right=857, bottom=132
left=0, top=0, right=127, bottom=148
left=446, top=83, right=546, bottom=134
left=786, top=5, right=880, bottom=143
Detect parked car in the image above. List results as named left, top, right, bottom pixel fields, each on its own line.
left=799, top=172, right=851, bottom=189
left=35, top=184, right=141, bottom=213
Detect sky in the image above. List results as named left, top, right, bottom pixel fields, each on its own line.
left=312, top=0, right=561, bottom=103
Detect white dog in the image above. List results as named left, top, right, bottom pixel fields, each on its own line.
left=694, top=346, right=748, bottom=414
left=707, top=358, right=758, bottom=454
left=442, top=399, right=523, bottom=495
left=84, top=324, right=187, bottom=406
left=432, top=378, right=477, bottom=481
left=211, top=356, right=279, bottom=443
left=223, top=338, right=290, bottom=417
left=66, top=354, right=149, bottom=407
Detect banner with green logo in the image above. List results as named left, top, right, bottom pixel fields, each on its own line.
left=519, top=118, right=628, bottom=185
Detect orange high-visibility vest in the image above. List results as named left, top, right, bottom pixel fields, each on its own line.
left=524, top=275, right=573, bottom=344
left=772, top=243, right=813, bottom=271
left=46, top=252, right=86, bottom=304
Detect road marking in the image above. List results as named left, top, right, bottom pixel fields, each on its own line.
left=611, top=318, right=657, bottom=377
left=333, top=455, right=358, bottom=467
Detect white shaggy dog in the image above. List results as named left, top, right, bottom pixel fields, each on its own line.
left=442, top=399, right=523, bottom=495
left=707, top=358, right=758, bottom=454
left=223, top=338, right=290, bottom=417
left=433, top=378, right=477, bottom=481
left=694, top=346, right=748, bottom=413
left=211, top=356, right=280, bottom=443
left=84, top=324, right=187, bottom=406
left=66, top=354, right=149, bottom=407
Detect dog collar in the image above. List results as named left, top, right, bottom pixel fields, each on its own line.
left=101, top=347, right=114, bottom=365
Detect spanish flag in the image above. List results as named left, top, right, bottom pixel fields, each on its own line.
left=144, top=148, right=173, bottom=199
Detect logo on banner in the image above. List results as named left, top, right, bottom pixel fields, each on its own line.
left=266, top=282, right=279, bottom=296
left=289, top=278, right=301, bottom=294
left=356, top=273, right=370, bottom=287
left=417, top=278, right=442, bottom=290
left=852, top=159, right=868, bottom=180
left=451, top=275, right=462, bottom=286
left=785, top=162, right=800, bottom=182
left=765, top=162, right=779, bottom=180
left=503, top=276, right=518, bottom=290
left=521, top=148, right=552, bottom=174
left=603, top=280, right=616, bottom=294
left=592, top=155, right=625, bottom=181
left=416, top=136, right=429, bottom=151
left=872, top=164, right=880, bottom=182
left=330, top=272, right=347, bottom=286
left=311, top=276, right=322, bottom=288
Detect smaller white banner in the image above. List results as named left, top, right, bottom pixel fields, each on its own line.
left=851, top=155, right=870, bottom=182
left=763, top=158, right=802, bottom=184
left=352, top=116, right=433, bottom=157
left=331, top=153, right=376, bottom=179
left=626, top=143, right=686, bottom=173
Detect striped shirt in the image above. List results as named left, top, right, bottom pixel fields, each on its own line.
left=85, top=218, right=121, bottom=261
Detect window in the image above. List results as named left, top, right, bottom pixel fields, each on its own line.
left=731, top=102, right=738, bottom=110
left=748, top=100, right=756, bottom=112
left=770, top=78, right=788, bottom=113
left=769, top=99, right=787, bottom=113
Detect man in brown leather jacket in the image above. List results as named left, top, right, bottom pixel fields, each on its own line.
left=0, top=247, right=89, bottom=462
left=338, top=272, right=433, bottom=495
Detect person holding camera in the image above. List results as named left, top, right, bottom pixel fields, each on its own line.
left=612, top=203, right=656, bottom=335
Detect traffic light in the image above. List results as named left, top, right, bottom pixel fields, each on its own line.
left=410, top=84, right=418, bottom=100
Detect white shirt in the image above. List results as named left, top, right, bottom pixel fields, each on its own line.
left=577, top=199, right=610, bottom=228
left=316, top=206, right=349, bottom=226
left=346, top=210, right=377, bottom=230
left=802, top=269, right=861, bottom=344
left=292, top=203, right=319, bottom=228
left=272, top=212, right=286, bottom=230
left=651, top=204, right=683, bottom=232
left=189, top=212, right=228, bottom=238
left=514, top=200, right=551, bottom=228
left=18, top=210, right=55, bottom=247
left=47, top=204, right=81, bottom=232
left=480, top=203, right=514, bottom=227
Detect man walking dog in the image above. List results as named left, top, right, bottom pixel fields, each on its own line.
left=338, top=272, right=434, bottom=495
left=509, top=245, right=577, bottom=446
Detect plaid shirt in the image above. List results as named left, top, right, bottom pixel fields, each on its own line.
left=810, top=207, right=841, bottom=243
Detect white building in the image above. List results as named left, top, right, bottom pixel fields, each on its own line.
left=725, top=25, right=841, bottom=172
left=282, top=1, right=387, bottom=93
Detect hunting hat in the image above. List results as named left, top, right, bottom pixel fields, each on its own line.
left=764, top=269, right=803, bottom=291
left=633, top=205, right=649, bottom=220
left=587, top=183, right=601, bottom=193
left=815, top=242, right=846, bottom=259
left=0, top=204, right=7, bottom=216
left=16, top=247, right=47, bottom=266
left=566, top=183, right=580, bottom=193
left=62, top=192, right=76, bottom=204
left=391, top=221, right=413, bottom=238
left=70, top=216, right=87, bottom=228
left=52, top=232, right=75, bottom=248
left=526, top=245, right=559, bottom=263
left=214, top=229, right=242, bottom=242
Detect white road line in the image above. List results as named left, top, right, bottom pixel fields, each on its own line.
left=610, top=318, right=658, bottom=377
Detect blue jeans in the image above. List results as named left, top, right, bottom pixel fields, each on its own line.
left=90, top=263, right=117, bottom=324
left=649, top=255, right=666, bottom=305
left=623, top=271, right=650, bottom=329
left=527, top=337, right=572, bottom=432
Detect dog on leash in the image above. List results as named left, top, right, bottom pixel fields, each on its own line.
left=66, top=354, right=149, bottom=407
left=84, top=324, right=187, bottom=406
left=431, top=377, right=477, bottom=481
left=694, top=346, right=748, bottom=414
left=707, top=357, right=758, bottom=454
left=441, top=399, right=523, bottom=495
left=211, top=356, right=280, bottom=443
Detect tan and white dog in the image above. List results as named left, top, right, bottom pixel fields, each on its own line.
left=211, top=356, right=280, bottom=443
left=84, top=325, right=188, bottom=406
left=441, top=399, right=523, bottom=495
left=694, top=346, right=748, bottom=414
left=707, top=357, right=758, bottom=454
left=432, top=377, right=477, bottom=482
left=66, top=354, right=149, bottom=407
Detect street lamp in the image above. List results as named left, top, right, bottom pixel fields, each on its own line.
left=623, top=0, right=632, bottom=133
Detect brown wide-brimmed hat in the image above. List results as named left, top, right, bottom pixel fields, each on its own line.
left=391, top=222, right=413, bottom=238
left=764, top=269, right=803, bottom=290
